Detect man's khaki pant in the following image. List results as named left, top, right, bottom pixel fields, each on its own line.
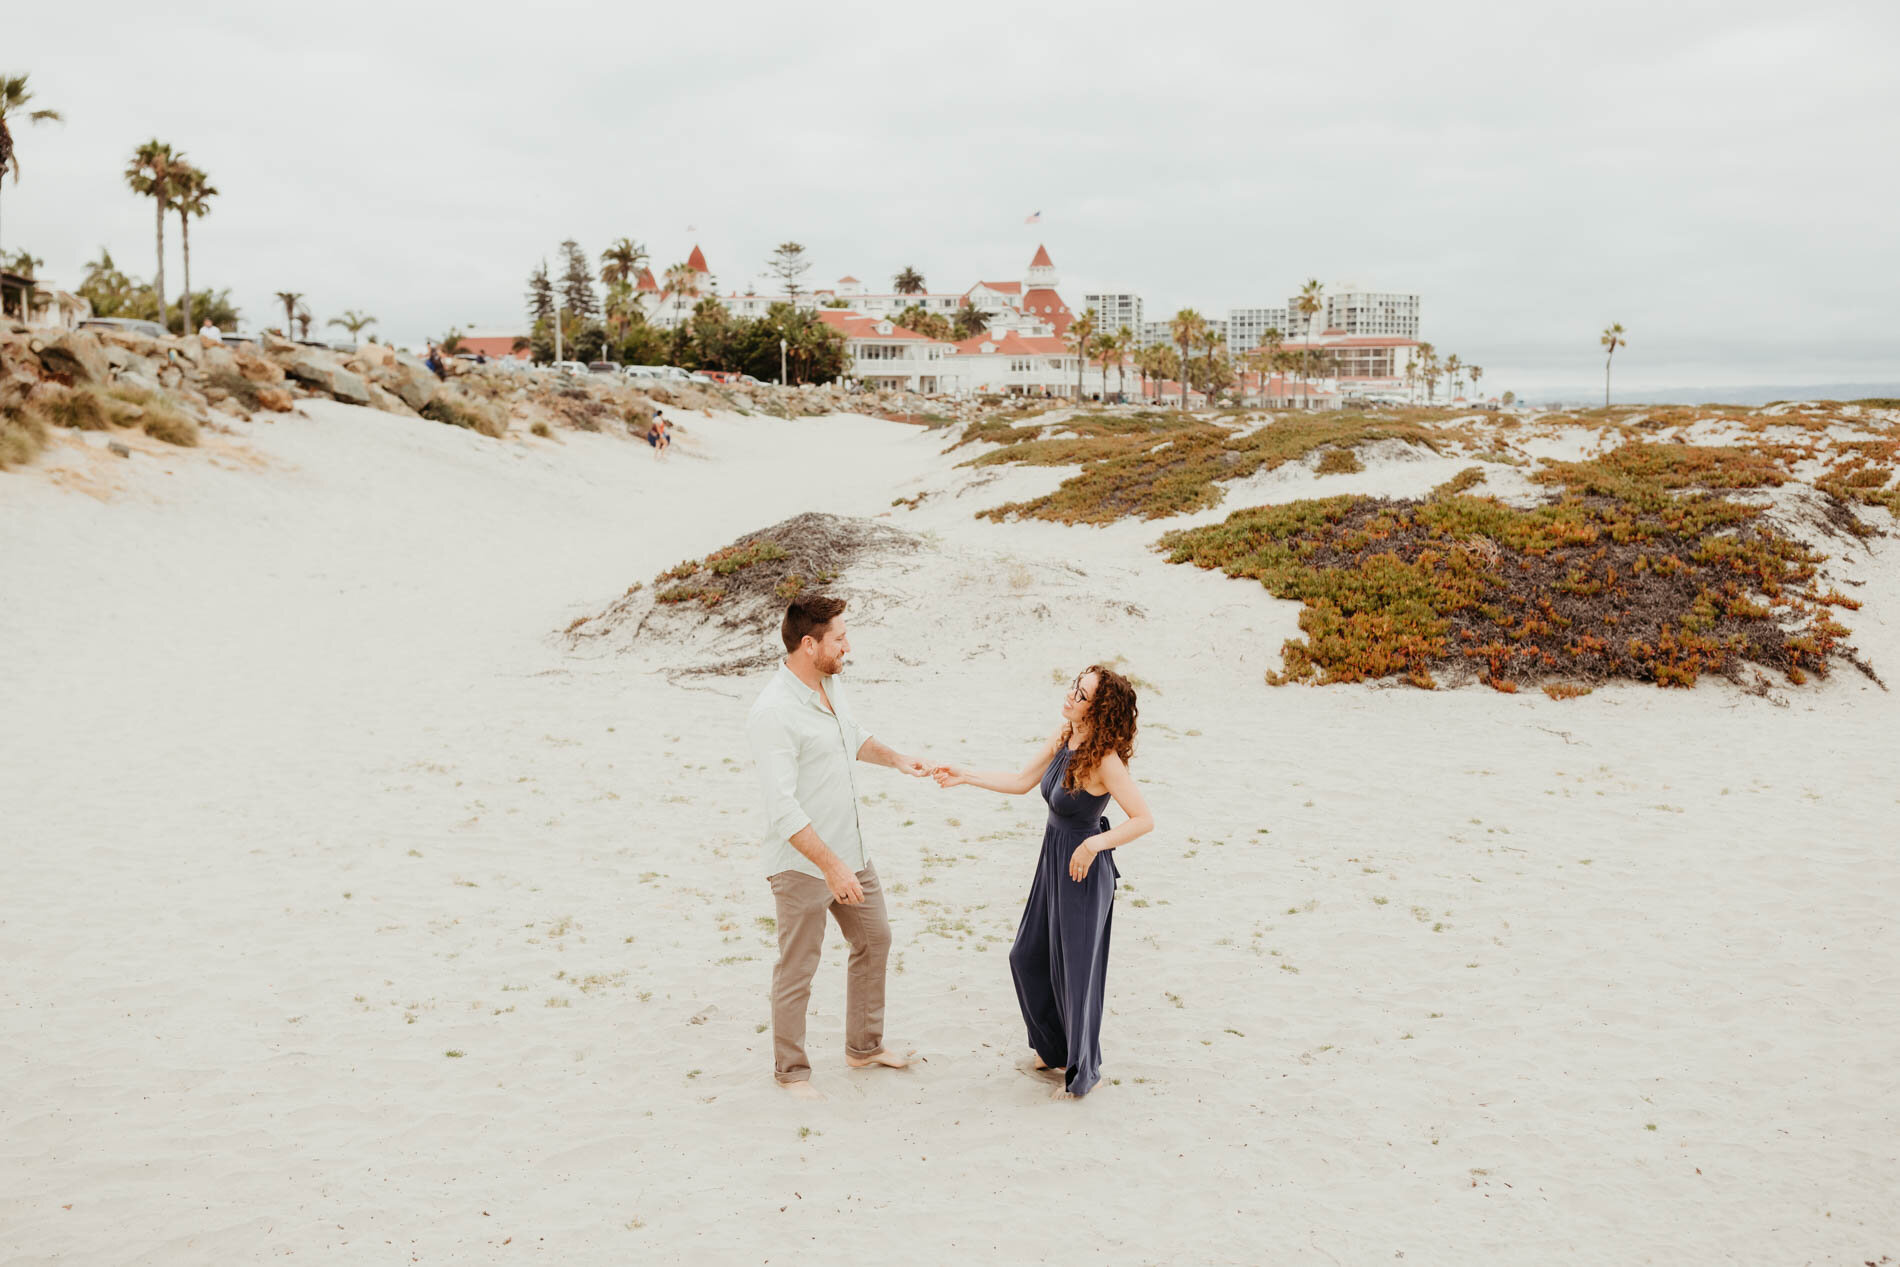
left=768, top=864, right=889, bottom=1083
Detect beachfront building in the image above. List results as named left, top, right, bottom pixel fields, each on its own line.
left=1083, top=291, right=1142, bottom=337
left=455, top=330, right=531, bottom=360
left=1138, top=316, right=1228, bottom=350
left=1286, top=284, right=1419, bottom=340
left=818, top=309, right=947, bottom=393
left=937, top=330, right=1079, bottom=397
left=816, top=276, right=964, bottom=320
left=1228, top=306, right=1292, bottom=352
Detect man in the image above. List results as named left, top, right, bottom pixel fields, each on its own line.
left=746, top=594, right=928, bottom=1100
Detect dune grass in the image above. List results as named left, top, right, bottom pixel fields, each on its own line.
left=422, top=394, right=508, bottom=438
left=0, top=403, right=50, bottom=469
left=1160, top=440, right=1875, bottom=692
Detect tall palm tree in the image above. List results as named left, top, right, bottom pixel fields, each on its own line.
left=1170, top=308, right=1206, bottom=406
left=327, top=309, right=378, bottom=339
left=1293, top=279, right=1323, bottom=409
left=294, top=303, right=313, bottom=340
left=1414, top=341, right=1436, bottom=404
left=0, top=74, right=63, bottom=255
left=1444, top=353, right=1463, bottom=400
left=171, top=164, right=216, bottom=334
left=1112, top=324, right=1134, bottom=401
left=1467, top=364, right=1483, bottom=400
left=1600, top=324, right=1626, bottom=408
left=275, top=291, right=303, bottom=338
left=1089, top=325, right=1122, bottom=403
left=126, top=140, right=186, bottom=323
left=599, top=237, right=648, bottom=288
left=893, top=266, right=925, bottom=295
left=663, top=262, right=701, bottom=329
left=1065, top=307, right=1099, bottom=401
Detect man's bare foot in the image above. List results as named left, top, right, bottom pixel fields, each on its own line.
left=781, top=1080, right=826, bottom=1101
left=845, top=1048, right=912, bottom=1070
left=1051, top=1086, right=1077, bottom=1100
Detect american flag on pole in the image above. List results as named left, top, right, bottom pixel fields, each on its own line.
left=1024, top=210, right=1042, bottom=224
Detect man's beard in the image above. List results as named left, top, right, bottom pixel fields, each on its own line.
left=820, top=653, right=846, bottom=676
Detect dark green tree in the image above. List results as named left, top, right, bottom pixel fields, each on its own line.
left=558, top=239, right=597, bottom=319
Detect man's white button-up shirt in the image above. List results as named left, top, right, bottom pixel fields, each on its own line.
left=746, top=662, right=873, bottom=879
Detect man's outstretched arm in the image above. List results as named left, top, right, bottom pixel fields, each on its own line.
left=856, top=736, right=929, bottom=778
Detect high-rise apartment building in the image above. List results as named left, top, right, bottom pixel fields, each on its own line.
left=1082, top=292, right=1143, bottom=338
left=1138, top=316, right=1228, bottom=350
left=1228, top=307, right=1292, bottom=352
left=1281, top=285, right=1419, bottom=339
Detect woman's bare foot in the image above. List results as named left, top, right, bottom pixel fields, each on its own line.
left=1050, top=1086, right=1077, bottom=1100
left=845, top=1048, right=912, bottom=1070
left=781, top=1080, right=826, bottom=1101
left=1022, top=1056, right=1064, bottom=1079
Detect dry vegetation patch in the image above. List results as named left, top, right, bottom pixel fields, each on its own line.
left=960, top=410, right=1441, bottom=524
left=564, top=513, right=919, bottom=676
left=1160, top=439, right=1881, bottom=692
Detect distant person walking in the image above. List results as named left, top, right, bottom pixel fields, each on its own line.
left=933, top=664, right=1152, bottom=1098
left=746, top=594, right=933, bottom=1100
left=647, top=410, right=670, bottom=457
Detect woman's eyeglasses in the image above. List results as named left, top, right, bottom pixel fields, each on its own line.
left=1069, top=674, right=1092, bottom=704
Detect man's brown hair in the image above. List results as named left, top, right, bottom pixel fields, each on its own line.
left=781, top=594, right=846, bottom=653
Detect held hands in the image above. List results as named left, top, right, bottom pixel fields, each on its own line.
left=931, top=764, right=970, bottom=789
left=1068, top=836, right=1103, bottom=882
left=898, top=753, right=932, bottom=778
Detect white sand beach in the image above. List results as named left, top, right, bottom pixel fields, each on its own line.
left=3, top=403, right=1897, bottom=1264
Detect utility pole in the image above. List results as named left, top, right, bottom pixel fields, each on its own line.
left=779, top=337, right=788, bottom=386
left=554, top=306, right=564, bottom=364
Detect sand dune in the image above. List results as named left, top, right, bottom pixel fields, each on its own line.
left=2, top=401, right=1896, bottom=1264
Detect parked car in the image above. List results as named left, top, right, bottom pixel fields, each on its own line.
left=220, top=331, right=258, bottom=347
left=687, top=371, right=713, bottom=384
left=549, top=360, right=590, bottom=375
left=587, top=361, right=619, bottom=375
left=620, top=365, right=667, bottom=380
left=80, top=316, right=168, bottom=339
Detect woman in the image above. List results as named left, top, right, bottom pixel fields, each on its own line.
left=935, top=665, right=1153, bottom=1098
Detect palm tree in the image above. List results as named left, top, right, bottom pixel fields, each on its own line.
left=1467, top=364, right=1483, bottom=400
left=1444, top=354, right=1463, bottom=400
left=171, top=164, right=216, bottom=334
left=125, top=140, right=186, bottom=323
left=663, top=262, right=701, bottom=329
left=1112, top=324, right=1134, bottom=401
left=1089, top=326, right=1122, bottom=403
left=1065, top=307, right=1099, bottom=401
left=1600, top=324, right=1626, bottom=408
left=1294, top=279, right=1323, bottom=409
left=893, top=266, right=925, bottom=295
left=1170, top=308, right=1207, bottom=406
left=294, top=303, right=313, bottom=340
left=1414, top=341, right=1437, bottom=403
left=599, top=237, right=648, bottom=289
left=951, top=302, right=988, bottom=341
left=275, top=291, right=303, bottom=338
left=0, top=75, right=63, bottom=255
left=328, top=309, right=378, bottom=339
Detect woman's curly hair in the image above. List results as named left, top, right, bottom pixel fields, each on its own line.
left=1063, top=664, right=1138, bottom=791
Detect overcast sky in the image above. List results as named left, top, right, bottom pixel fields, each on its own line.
left=9, top=0, right=1898, bottom=391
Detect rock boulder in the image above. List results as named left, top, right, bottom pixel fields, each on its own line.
left=37, top=330, right=110, bottom=385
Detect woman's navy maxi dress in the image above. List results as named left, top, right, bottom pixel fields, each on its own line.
left=1008, top=743, right=1118, bottom=1096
